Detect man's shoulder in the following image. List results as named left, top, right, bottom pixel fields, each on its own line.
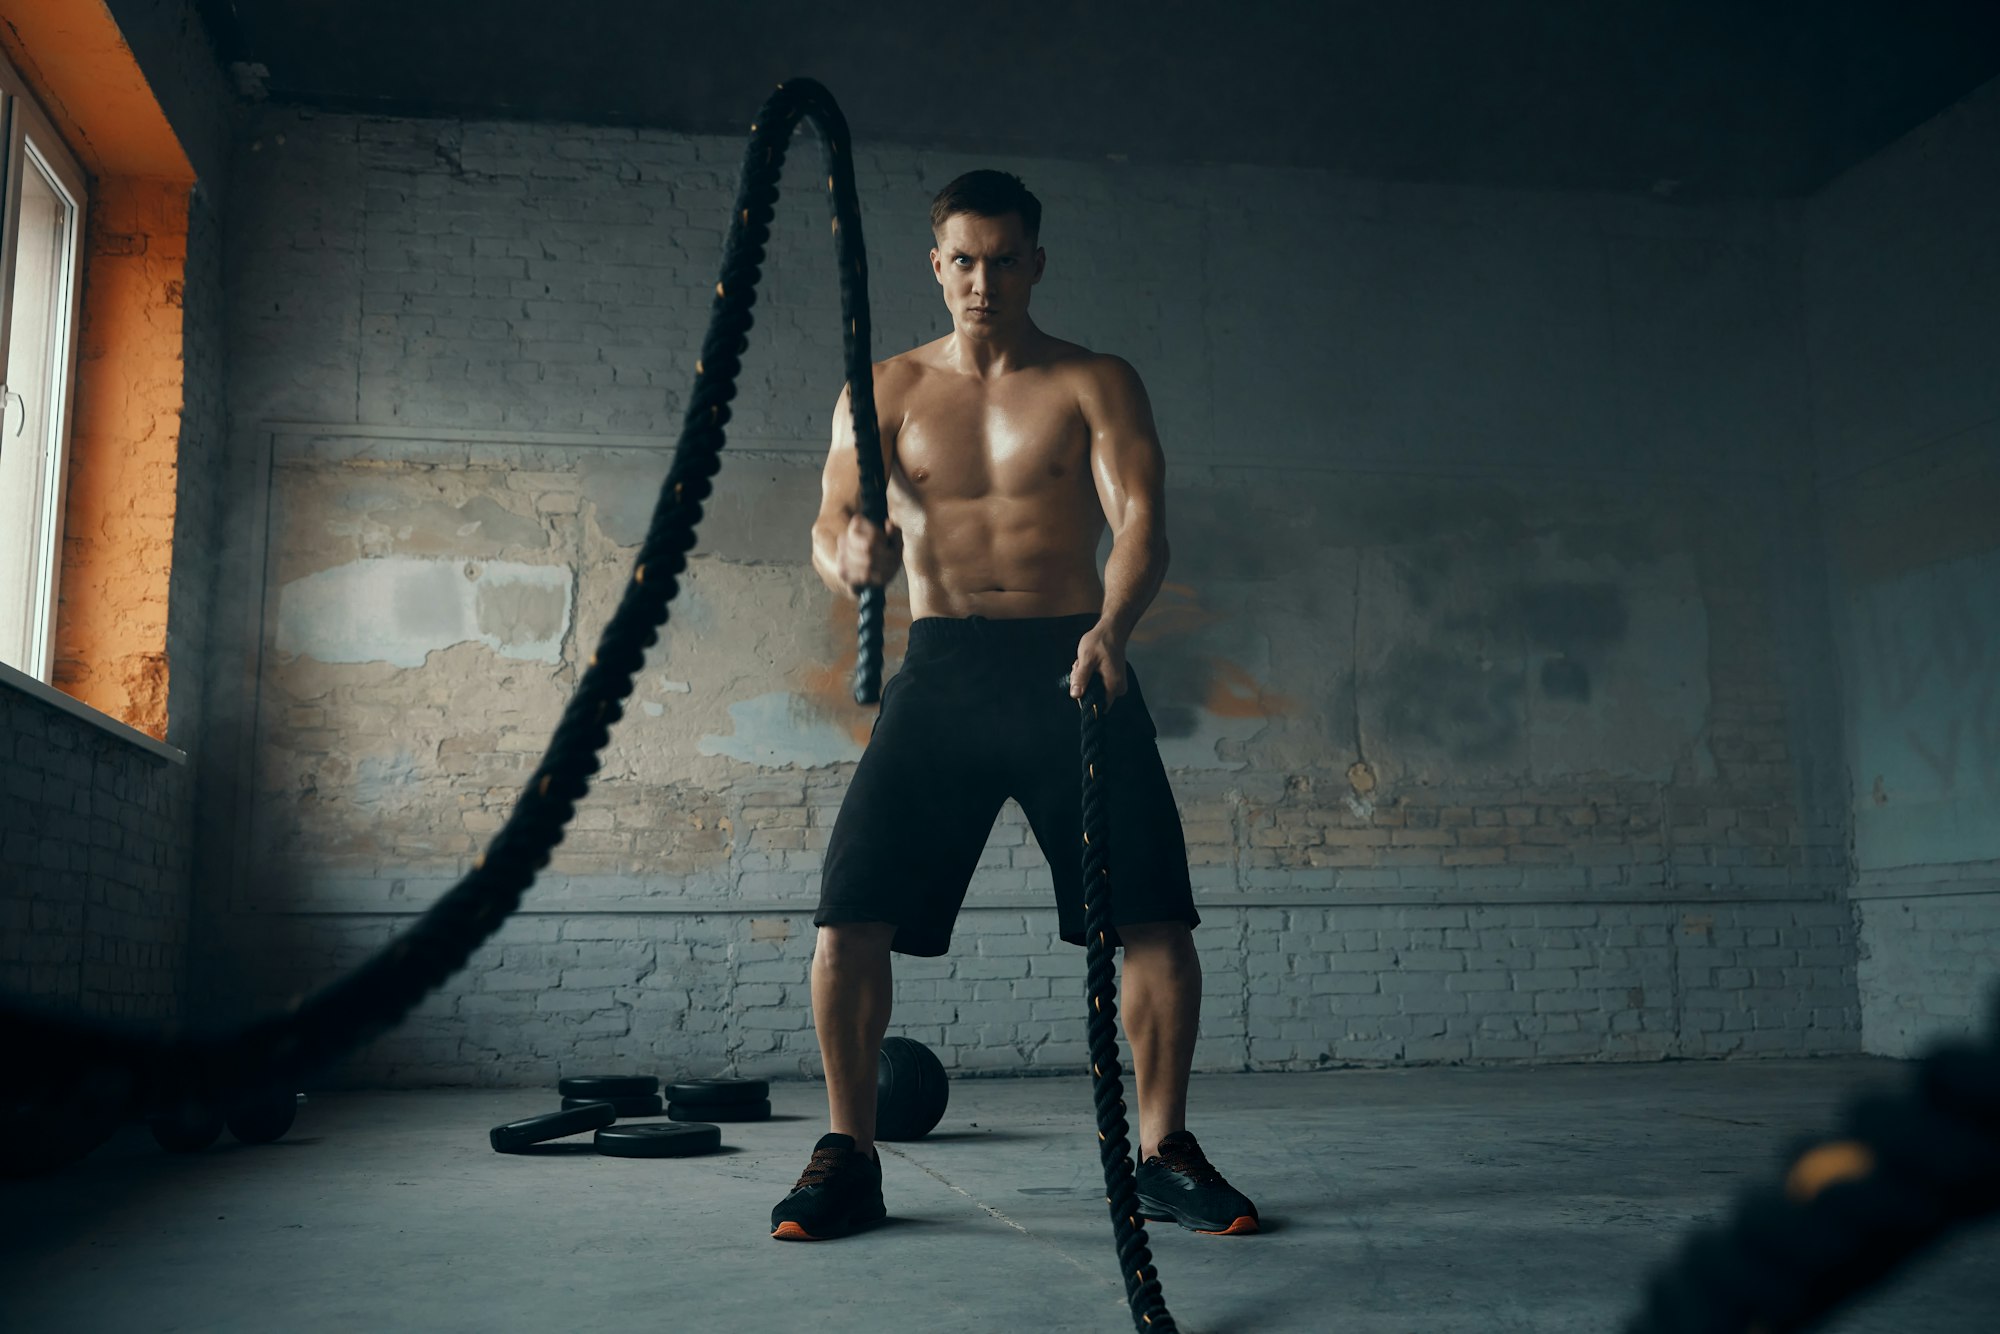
left=876, top=337, right=950, bottom=378
left=1053, top=347, right=1147, bottom=412
left=856, top=344, right=941, bottom=423
left=1042, top=341, right=1139, bottom=384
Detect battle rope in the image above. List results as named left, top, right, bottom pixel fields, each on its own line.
left=1080, top=679, right=1178, bottom=1332
left=1626, top=988, right=2000, bottom=1332
left=2, top=75, right=881, bottom=1141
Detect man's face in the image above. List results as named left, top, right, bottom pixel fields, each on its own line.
left=930, top=211, right=1045, bottom=334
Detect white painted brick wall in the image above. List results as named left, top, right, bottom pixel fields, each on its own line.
left=245, top=894, right=1859, bottom=1089
left=1854, top=868, right=2000, bottom=1056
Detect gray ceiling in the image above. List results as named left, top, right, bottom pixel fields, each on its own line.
left=200, top=0, right=2000, bottom=199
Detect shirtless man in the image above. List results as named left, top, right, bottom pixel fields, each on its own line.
left=770, top=171, right=1258, bottom=1242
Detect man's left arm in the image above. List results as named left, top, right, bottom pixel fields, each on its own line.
left=1070, top=355, right=1170, bottom=706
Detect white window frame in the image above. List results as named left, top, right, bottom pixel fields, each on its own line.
left=0, top=49, right=88, bottom=685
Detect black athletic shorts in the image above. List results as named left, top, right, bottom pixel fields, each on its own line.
left=816, top=611, right=1198, bottom=956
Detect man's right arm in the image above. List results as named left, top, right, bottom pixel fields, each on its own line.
left=811, top=379, right=900, bottom=598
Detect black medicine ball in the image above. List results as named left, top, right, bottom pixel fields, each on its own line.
left=875, top=1036, right=948, bottom=1141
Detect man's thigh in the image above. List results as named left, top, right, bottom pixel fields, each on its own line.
left=1013, top=666, right=1198, bottom=947
left=815, top=670, right=1009, bottom=956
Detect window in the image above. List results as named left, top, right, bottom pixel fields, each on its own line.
left=0, top=51, right=86, bottom=683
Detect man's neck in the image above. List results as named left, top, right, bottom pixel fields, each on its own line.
left=948, top=320, right=1043, bottom=379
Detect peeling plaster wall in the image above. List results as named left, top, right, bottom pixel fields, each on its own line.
left=1805, top=76, right=2000, bottom=1056
left=210, top=107, right=1855, bottom=1084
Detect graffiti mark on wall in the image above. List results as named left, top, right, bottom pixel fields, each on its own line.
left=1131, top=583, right=1292, bottom=740
left=1375, top=644, right=1528, bottom=764
left=1517, top=581, right=1630, bottom=705
left=1855, top=553, right=2000, bottom=797
left=1204, top=659, right=1295, bottom=719
left=798, top=595, right=914, bottom=748
left=1372, top=579, right=1637, bottom=766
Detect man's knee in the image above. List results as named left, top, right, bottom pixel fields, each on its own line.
left=1118, top=920, right=1195, bottom=953
left=815, top=920, right=897, bottom=969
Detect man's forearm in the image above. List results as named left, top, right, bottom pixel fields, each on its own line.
left=1099, top=518, right=1169, bottom=642
left=811, top=519, right=856, bottom=599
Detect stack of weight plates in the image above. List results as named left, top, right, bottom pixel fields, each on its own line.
left=488, top=1072, right=722, bottom=1157
left=666, top=1078, right=771, bottom=1122
left=558, top=1074, right=663, bottom=1118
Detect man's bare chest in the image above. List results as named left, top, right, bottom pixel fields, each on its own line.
left=889, top=376, right=1089, bottom=501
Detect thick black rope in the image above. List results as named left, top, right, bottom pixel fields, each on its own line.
left=1626, top=985, right=2000, bottom=1332
left=1080, top=680, right=1178, bottom=1332
left=0, top=75, right=882, bottom=1148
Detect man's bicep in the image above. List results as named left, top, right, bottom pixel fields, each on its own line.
left=1084, top=357, right=1167, bottom=534
left=823, top=368, right=900, bottom=516
left=818, top=383, right=862, bottom=524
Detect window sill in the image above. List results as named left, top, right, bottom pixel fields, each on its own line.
left=0, top=659, right=188, bottom=766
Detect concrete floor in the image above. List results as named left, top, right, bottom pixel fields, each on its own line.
left=2, top=1059, right=1995, bottom=1333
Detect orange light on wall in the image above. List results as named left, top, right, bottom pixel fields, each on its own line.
left=0, top=0, right=198, bottom=737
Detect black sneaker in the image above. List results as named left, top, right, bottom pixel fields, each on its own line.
left=771, top=1133, right=887, bottom=1241
left=1134, top=1130, right=1260, bottom=1235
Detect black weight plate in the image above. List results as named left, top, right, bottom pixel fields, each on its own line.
left=594, top=1121, right=721, bottom=1158
left=562, top=1094, right=664, bottom=1118
left=490, top=1102, right=617, bottom=1153
left=227, top=1093, right=299, bottom=1144
left=876, top=1039, right=917, bottom=1140
left=1, top=1063, right=132, bottom=1178
left=668, top=1098, right=770, bottom=1123
left=557, top=1075, right=659, bottom=1099
left=664, top=1079, right=769, bottom=1106
left=877, top=1036, right=948, bottom=1141
left=151, top=1106, right=226, bottom=1153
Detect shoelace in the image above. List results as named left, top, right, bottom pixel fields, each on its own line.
left=792, top=1147, right=852, bottom=1191
left=1152, top=1142, right=1226, bottom=1186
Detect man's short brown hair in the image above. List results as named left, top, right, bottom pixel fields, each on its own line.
left=930, top=170, right=1042, bottom=243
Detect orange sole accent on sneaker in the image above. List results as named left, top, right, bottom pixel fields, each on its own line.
left=771, top=1222, right=821, bottom=1241
left=1195, top=1216, right=1260, bottom=1236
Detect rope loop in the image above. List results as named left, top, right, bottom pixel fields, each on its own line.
left=0, top=74, right=886, bottom=1165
